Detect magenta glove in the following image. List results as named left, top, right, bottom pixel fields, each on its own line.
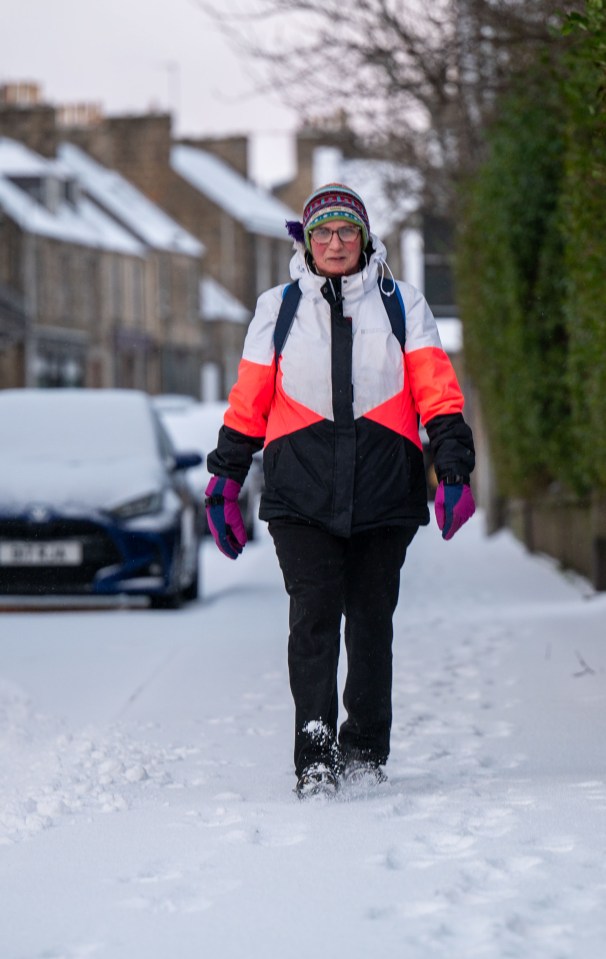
left=205, top=476, right=247, bottom=559
left=435, top=481, right=475, bottom=540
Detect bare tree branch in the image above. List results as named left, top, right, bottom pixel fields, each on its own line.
left=194, top=0, right=576, bottom=212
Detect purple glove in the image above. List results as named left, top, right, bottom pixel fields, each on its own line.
left=205, top=476, right=247, bottom=560
left=435, top=481, right=475, bottom=541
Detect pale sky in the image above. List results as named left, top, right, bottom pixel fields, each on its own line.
left=2, top=0, right=298, bottom=185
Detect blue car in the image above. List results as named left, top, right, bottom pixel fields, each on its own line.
left=0, top=389, right=203, bottom=608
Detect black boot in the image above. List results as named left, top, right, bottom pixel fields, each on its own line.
left=295, top=762, right=339, bottom=800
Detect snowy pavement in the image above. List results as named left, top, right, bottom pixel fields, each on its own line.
left=1, top=514, right=605, bottom=958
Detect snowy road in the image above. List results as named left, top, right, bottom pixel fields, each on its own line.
left=1, top=516, right=605, bottom=958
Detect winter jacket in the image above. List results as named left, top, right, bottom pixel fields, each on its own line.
left=207, top=236, right=474, bottom=537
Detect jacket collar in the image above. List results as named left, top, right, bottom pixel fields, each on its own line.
left=288, top=234, right=388, bottom=302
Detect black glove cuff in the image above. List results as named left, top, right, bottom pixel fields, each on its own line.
left=442, top=474, right=468, bottom=486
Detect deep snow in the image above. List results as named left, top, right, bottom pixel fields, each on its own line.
left=1, top=514, right=605, bottom=959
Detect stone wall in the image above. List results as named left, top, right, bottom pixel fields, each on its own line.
left=506, top=493, right=606, bottom=591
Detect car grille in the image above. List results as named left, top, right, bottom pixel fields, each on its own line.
left=0, top=519, right=123, bottom=594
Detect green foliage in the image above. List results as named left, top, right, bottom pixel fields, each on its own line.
left=560, top=0, right=606, bottom=490
left=456, top=0, right=606, bottom=497
left=455, top=77, right=568, bottom=497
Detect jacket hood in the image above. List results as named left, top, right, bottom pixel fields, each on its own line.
left=288, top=233, right=390, bottom=298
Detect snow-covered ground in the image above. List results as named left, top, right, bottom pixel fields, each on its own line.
left=1, top=514, right=605, bottom=959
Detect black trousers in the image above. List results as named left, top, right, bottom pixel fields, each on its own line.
left=269, top=519, right=417, bottom=776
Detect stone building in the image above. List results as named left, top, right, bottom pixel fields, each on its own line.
left=0, top=128, right=212, bottom=395
left=0, top=136, right=148, bottom=390
left=58, top=142, right=205, bottom=396
left=170, top=142, right=296, bottom=311
left=0, top=84, right=256, bottom=398
left=61, top=113, right=297, bottom=314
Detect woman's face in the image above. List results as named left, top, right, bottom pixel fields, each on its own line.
left=309, top=220, right=363, bottom=276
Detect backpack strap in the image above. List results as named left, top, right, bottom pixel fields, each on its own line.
left=378, top=277, right=406, bottom=351
left=274, top=281, right=302, bottom=367
left=273, top=276, right=406, bottom=365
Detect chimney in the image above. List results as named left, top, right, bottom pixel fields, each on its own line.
left=95, top=113, right=173, bottom=205
left=0, top=82, right=57, bottom=158
left=0, top=82, right=42, bottom=106
left=57, top=102, right=104, bottom=130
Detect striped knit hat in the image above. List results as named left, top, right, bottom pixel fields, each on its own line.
left=285, top=183, right=370, bottom=252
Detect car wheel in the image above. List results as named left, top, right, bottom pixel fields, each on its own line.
left=149, top=590, right=183, bottom=610
left=181, top=560, right=200, bottom=602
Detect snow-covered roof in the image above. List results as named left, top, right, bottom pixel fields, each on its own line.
left=0, top=137, right=52, bottom=177
left=171, top=145, right=297, bottom=240
left=312, top=147, right=418, bottom=239
left=0, top=139, right=144, bottom=255
left=58, top=143, right=204, bottom=258
left=200, top=276, right=250, bottom=324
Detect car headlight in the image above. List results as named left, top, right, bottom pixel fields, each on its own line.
left=110, top=491, right=164, bottom=519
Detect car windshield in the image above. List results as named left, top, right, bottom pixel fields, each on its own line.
left=0, top=390, right=159, bottom=461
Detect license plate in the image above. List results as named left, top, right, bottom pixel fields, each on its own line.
left=0, top=541, right=83, bottom=566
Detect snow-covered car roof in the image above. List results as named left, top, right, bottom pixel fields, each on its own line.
left=0, top=389, right=165, bottom=512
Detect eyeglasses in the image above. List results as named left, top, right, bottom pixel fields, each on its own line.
left=310, top=225, right=361, bottom=245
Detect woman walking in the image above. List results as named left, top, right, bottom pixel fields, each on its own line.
left=205, top=184, right=475, bottom=798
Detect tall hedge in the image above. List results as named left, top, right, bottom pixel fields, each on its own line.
left=560, top=0, right=606, bottom=491
left=456, top=0, right=606, bottom=499
left=455, top=76, right=568, bottom=498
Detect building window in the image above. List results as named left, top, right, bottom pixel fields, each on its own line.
left=422, top=215, right=457, bottom=318
left=34, top=348, right=85, bottom=388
